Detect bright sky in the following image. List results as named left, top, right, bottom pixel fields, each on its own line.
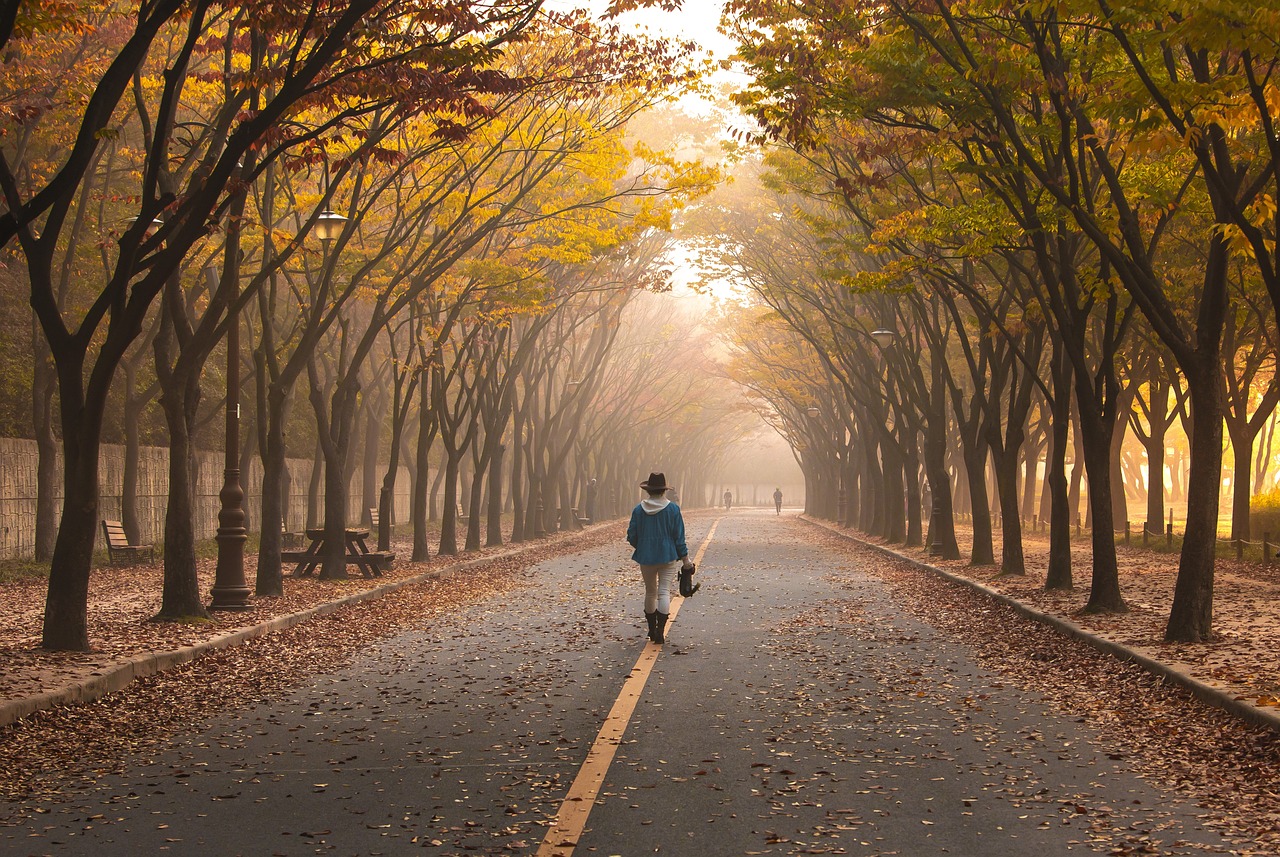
left=542, top=1, right=736, bottom=65
left=542, top=1, right=750, bottom=306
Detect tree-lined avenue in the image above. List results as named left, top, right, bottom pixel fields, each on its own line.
left=0, top=512, right=1242, bottom=855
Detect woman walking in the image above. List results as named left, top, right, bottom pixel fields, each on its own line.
left=627, top=472, right=694, bottom=644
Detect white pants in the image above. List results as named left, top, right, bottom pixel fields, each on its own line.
left=640, top=561, right=678, bottom=614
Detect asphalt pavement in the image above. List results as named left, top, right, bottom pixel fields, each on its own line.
left=0, top=511, right=1236, bottom=856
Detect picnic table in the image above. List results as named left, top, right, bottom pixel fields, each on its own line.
left=281, top=527, right=394, bottom=579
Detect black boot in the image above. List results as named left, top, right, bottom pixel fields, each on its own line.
left=645, top=611, right=657, bottom=641
left=652, top=611, right=669, bottom=644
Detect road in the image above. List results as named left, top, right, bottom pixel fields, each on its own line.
left=1, top=511, right=1236, bottom=856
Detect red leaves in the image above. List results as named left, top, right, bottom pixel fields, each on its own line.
left=603, top=0, right=686, bottom=16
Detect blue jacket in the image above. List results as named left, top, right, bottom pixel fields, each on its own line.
left=627, top=498, right=688, bottom=565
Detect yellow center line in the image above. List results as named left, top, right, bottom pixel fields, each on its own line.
left=535, top=518, right=723, bottom=857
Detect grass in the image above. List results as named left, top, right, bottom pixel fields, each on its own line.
left=0, top=535, right=237, bottom=583
left=0, top=559, right=50, bottom=585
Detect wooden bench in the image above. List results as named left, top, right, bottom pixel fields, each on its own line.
left=458, top=504, right=469, bottom=525
left=356, top=550, right=394, bottom=576
left=552, top=508, right=589, bottom=528
left=282, top=523, right=305, bottom=549
left=101, top=520, right=155, bottom=565
left=369, top=507, right=380, bottom=531
left=283, top=527, right=394, bottom=579
left=282, top=549, right=394, bottom=578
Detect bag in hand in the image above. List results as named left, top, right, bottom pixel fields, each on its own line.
left=679, top=563, right=700, bottom=598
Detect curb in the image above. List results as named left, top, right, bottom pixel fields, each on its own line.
left=0, top=523, right=616, bottom=730
left=802, top=516, right=1280, bottom=735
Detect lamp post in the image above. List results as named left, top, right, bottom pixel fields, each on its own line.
left=209, top=259, right=251, bottom=609
left=209, top=163, right=259, bottom=610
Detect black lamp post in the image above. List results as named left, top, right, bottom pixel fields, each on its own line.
left=205, top=156, right=254, bottom=610
left=209, top=260, right=251, bottom=610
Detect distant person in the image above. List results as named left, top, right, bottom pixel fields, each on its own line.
left=627, top=472, right=694, bottom=645
left=585, top=478, right=597, bottom=522
left=773, top=487, right=783, bottom=516
left=723, top=490, right=732, bottom=510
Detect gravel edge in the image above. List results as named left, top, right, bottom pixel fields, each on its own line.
left=802, top=516, right=1280, bottom=734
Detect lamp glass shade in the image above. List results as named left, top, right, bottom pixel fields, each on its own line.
left=126, top=215, right=163, bottom=236
left=314, top=210, right=347, bottom=243
left=870, top=328, right=896, bottom=347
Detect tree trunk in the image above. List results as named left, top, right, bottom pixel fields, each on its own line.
left=362, top=395, right=382, bottom=526
left=487, top=444, right=505, bottom=547
left=510, top=413, right=526, bottom=544
left=842, top=431, right=861, bottom=529
left=1229, top=426, right=1252, bottom=544
left=993, top=451, right=1025, bottom=576
left=1165, top=363, right=1223, bottom=642
left=961, top=441, right=995, bottom=565
left=306, top=437, right=323, bottom=530
left=922, top=359, right=959, bottom=558
left=465, top=457, right=484, bottom=551
left=256, top=387, right=289, bottom=597
left=1075, top=393, right=1126, bottom=614
left=899, top=425, right=923, bottom=547
left=1109, top=399, right=1133, bottom=531
left=1021, top=442, right=1040, bottom=525
left=43, top=383, right=108, bottom=651
left=319, top=448, right=350, bottom=580
left=44, top=470, right=99, bottom=648
left=411, top=380, right=432, bottom=562
left=1044, top=351, right=1073, bottom=590
left=32, top=329, right=58, bottom=562
left=152, top=269, right=210, bottom=621
left=155, top=381, right=210, bottom=620
left=1145, top=405, right=1168, bottom=541
left=1068, top=420, right=1085, bottom=527
left=922, top=440, right=959, bottom=559
left=438, top=452, right=460, bottom=556
left=121, top=370, right=144, bottom=546
left=377, top=449, right=399, bottom=554
left=801, top=459, right=820, bottom=517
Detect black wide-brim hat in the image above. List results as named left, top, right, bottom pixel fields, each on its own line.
left=640, top=472, right=670, bottom=492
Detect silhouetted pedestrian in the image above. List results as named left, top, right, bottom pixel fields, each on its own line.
left=773, top=487, right=783, bottom=515
left=584, top=478, right=597, bottom=523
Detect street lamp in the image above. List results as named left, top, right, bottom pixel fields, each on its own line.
left=807, top=406, right=820, bottom=418
left=209, top=261, right=251, bottom=610
left=870, top=327, right=896, bottom=348
left=207, top=155, right=256, bottom=609
left=314, top=209, right=347, bottom=244
left=125, top=214, right=164, bottom=239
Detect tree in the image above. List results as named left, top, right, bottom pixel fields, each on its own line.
left=3, top=0, right=551, bottom=650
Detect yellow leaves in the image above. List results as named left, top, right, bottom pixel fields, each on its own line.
left=1212, top=222, right=1258, bottom=261
left=1247, top=194, right=1277, bottom=228
left=1124, top=127, right=1185, bottom=158
left=1265, top=83, right=1280, bottom=124
left=868, top=205, right=931, bottom=248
